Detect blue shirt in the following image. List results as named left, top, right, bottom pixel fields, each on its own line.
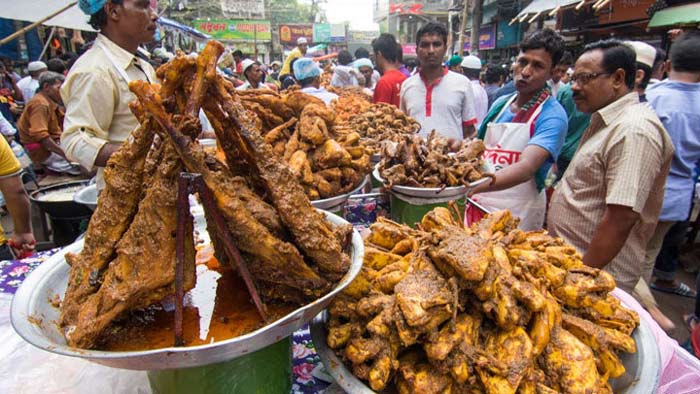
left=646, top=80, right=700, bottom=221
left=492, top=94, right=568, bottom=183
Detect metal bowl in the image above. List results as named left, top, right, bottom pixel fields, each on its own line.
left=73, top=184, right=98, bottom=211
left=310, top=308, right=660, bottom=394
left=29, top=180, right=93, bottom=218
left=373, top=163, right=493, bottom=199
left=312, top=176, right=369, bottom=210
left=11, top=209, right=364, bottom=371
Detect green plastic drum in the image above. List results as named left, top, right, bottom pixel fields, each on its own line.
left=147, top=337, right=292, bottom=394
left=389, top=190, right=466, bottom=228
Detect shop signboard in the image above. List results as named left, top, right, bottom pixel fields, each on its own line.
left=219, top=0, right=265, bottom=19
left=463, top=24, right=497, bottom=51
left=279, top=24, right=314, bottom=45
left=330, top=24, right=347, bottom=43
left=314, top=23, right=332, bottom=43
left=560, top=5, right=599, bottom=29
left=194, top=19, right=271, bottom=41
left=496, top=20, right=519, bottom=49
left=597, top=0, right=654, bottom=24
left=402, top=44, right=417, bottom=56
left=348, top=30, right=379, bottom=44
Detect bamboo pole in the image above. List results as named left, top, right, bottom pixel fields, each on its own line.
left=549, top=5, right=561, bottom=16
left=457, top=0, right=470, bottom=56
left=528, top=11, right=542, bottom=23
left=0, top=1, right=78, bottom=46
left=575, top=0, right=587, bottom=10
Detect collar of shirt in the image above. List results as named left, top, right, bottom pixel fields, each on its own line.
left=95, top=34, right=144, bottom=73
left=595, top=92, right=639, bottom=127
left=419, top=67, right=449, bottom=87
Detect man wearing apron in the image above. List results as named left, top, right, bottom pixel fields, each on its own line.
left=469, top=29, right=568, bottom=231
left=61, top=0, right=158, bottom=191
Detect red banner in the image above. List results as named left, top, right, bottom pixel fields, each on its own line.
left=279, top=24, right=314, bottom=45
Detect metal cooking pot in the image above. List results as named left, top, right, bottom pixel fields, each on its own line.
left=29, top=180, right=93, bottom=219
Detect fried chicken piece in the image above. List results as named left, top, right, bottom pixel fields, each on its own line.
left=312, top=139, right=353, bottom=170
left=241, top=94, right=295, bottom=120
left=367, top=218, right=414, bottom=250
left=288, top=150, right=314, bottom=185
left=395, top=269, right=454, bottom=327
left=424, top=313, right=481, bottom=362
left=540, top=327, right=605, bottom=394
left=477, top=327, right=533, bottom=394
left=426, top=227, right=492, bottom=283
left=397, top=352, right=453, bottom=394
left=284, top=90, right=325, bottom=116
left=60, top=118, right=155, bottom=329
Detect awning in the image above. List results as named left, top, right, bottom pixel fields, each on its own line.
left=0, top=0, right=94, bottom=32
left=515, top=0, right=580, bottom=20
left=157, top=17, right=211, bottom=40
left=648, top=3, right=700, bottom=28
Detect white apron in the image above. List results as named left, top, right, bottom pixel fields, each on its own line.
left=472, top=95, right=549, bottom=231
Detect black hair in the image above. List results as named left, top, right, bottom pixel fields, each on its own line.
left=337, top=50, right=353, bottom=66
left=396, top=42, right=403, bottom=62
left=582, top=39, right=636, bottom=89
left=404, top=58, right=417, bottom=70
left=280, top=74, right=296, bottom=90
left=653, top=47, right=666, bottom=69
left=415, top=22, right=448, bottom=46
left=232, top=50, right=243, bottom=58
left=372, top=34, right=399, bottom=63
left=462, top=68, right=480, bottom=80
left=636, top=62, right=652, bottom=90
left=669, top=31, right=700, bottom=73
left=354, top=47, right=370, bottom=59
left=298, top=76, right=317, bottom=87
left=47, top=58, right=66, bottom=74
left=88, top=0, right=123, bottom=30
left=484, top=63, right=502, bottom=84
left=519, top=28, right=565, bottom=68
left=558, top=51, right=574, bottom=67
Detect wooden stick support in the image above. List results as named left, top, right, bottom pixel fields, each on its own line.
left=189, top=174, right=268, bottom=321
left=174, top=174, right=192, bottom=347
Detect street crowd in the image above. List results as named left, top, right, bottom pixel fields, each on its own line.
left=0, top=0, right=697, bottom=353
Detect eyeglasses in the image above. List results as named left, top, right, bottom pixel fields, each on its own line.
left=570, top=72, right=610, bottom=85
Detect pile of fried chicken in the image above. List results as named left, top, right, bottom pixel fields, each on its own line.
left=333, top=102, right=421, bottom=155
left=59, top=41, right=353, bottom=349
left=330, top=92, right=372, bottom=124
left=327, top=208, right=639, bottom=393
left=379, top=131, right=491, bottom=189
left=235, top=88, right=372, bottom=200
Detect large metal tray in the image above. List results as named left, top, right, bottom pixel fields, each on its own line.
left=73, top=184, right=98, bottom=211
left=373, top=162, right=494, bottom=199
left=311, top=176, right=369, bottom=210
left=310, top=307, right=660, bottom=394
left=11, top=209, right=364, bottom=371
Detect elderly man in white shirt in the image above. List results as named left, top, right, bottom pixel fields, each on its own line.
left=17, top=61, right=47, bottom=102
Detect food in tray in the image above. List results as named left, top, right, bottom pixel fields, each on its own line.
left=378, top=131, right=492, bottom=189
left=235, top=88, right=372, bottom=200
left=329, top=91, right=372, bottom=124
left=333, top=102, right=421, bottom=155
left=36, top=185, right=85, bottom=202
left=326, top=207, right=639, bottom=393
left=59, top=41, right=353, bottom=350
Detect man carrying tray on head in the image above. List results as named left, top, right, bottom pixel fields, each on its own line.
left=61, top=0, right=158, bottom=191
left=468, top=29, right=568, bottom=231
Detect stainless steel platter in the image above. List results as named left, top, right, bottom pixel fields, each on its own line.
left=310, top=308, right=660, bottom=394
left=73, top=184, right=98, bottom=211
left=311, top=176, right=369, bottom=210
left=373, top=162, right=494, bottom=199
left=11, top=209, right=364, bottom=371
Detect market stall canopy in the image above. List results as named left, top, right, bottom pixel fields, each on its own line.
left=0, top=0, right=94, bottom=32
left=515, top=0, right=580, bottom=20
left=648, top=2, right=700, bottom=28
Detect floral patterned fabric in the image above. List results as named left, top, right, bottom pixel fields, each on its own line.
left=0, top=249, right=59, bottom=294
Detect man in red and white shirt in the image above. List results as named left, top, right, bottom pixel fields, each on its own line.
left=372, top=33, right=406, bottom=107
left=400, top=23, right=477, bottom=140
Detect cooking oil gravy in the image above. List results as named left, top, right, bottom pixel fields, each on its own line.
left=99, top=245, right=297, bottom=351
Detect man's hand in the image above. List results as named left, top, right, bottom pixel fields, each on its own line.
left=582, top=204, right=639, bottom=269
left=8, top=232, right=36, bottom=258
left=469, top=145, right=550, bottom=195
left=93, top=142, right=121, bottom=167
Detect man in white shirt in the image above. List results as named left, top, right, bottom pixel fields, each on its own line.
left=399, top=23, right=477, bottom=140
left=236, top=59, right=270, bottom=91
left=461, top=55, right=488, bottom=128
left=61, top=0, right=157, bottom=190
left=293, top=58, right=339, bottom=106
left=17, top=61, right=47, bottom=102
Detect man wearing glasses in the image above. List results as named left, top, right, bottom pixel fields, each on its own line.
left=547, top=40, right=674, bottom=293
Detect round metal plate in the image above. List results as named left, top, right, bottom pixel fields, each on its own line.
left=311, top=176, right=369, bottom=210
left=310, top=304, right=660, bottom=394
left=11, top=210, right=364, bottom=371
left=73, top=184, right=98, bottom=211
left=373, top=163, right=493, bottom=199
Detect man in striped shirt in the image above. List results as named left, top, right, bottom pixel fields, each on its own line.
left=547, top=40, right=674, bottom=293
